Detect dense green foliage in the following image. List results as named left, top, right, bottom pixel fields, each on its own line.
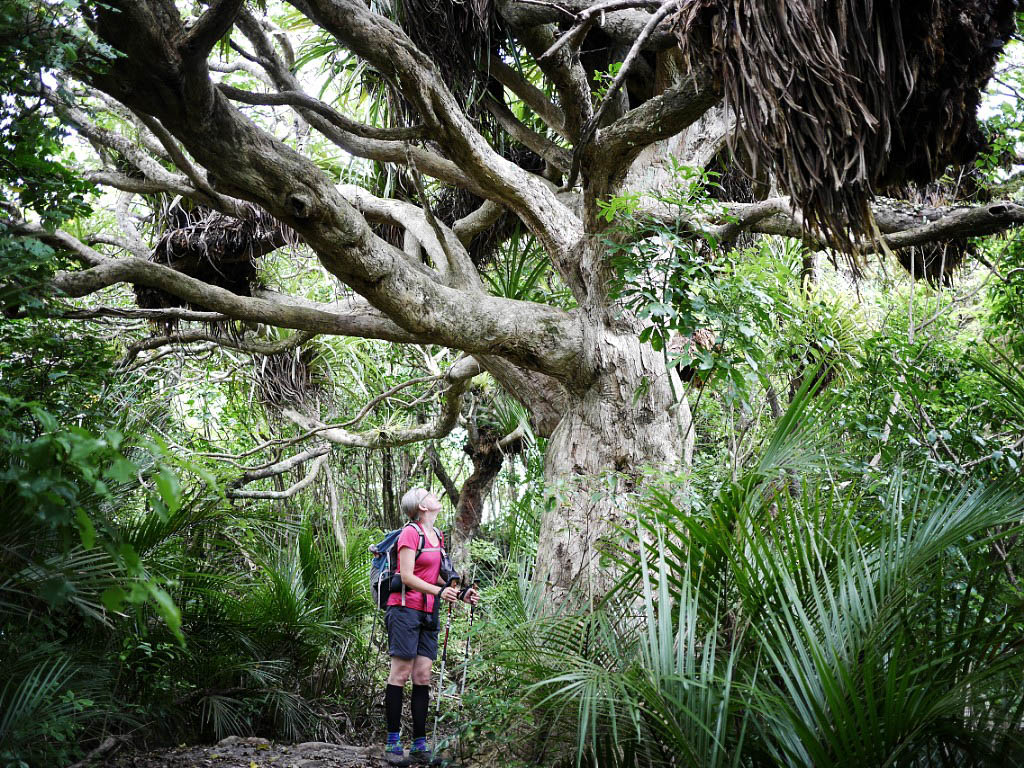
left=2, top=192, right=1022, bottom=768
left=3, top=165, right=1024, bottom=768
left=0, top=328, right=384, bottom=766
left=2, top=6, right=1023, bottom=768
left=465, top=382, right=1024, bottom=767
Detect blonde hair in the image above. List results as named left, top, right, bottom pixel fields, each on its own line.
left=400, top=487, right=432, bottom=521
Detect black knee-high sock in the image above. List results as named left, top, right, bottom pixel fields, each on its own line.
left=411, top=684, right=430, bottom=739
left=385, top=683, right=404, bottom=735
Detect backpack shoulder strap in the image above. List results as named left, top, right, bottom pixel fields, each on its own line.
left=399, top=522, right=426, bottom=608
left=410, top=522, right=427, bottom=559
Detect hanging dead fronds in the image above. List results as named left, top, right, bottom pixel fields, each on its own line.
left=675, top=0, right=1017, bottom=249
left=135, top=201, right=294, bottom=310
left=705, top=145, right=767, bottom=205
left=895, top=240, right=971, bottom=285
left=394, top=0, right=497, bottom=106
left=892, top=164, right=990, bottom=284
left=251, top=343, right=320, bottom=408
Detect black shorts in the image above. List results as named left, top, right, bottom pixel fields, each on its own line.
left=386, top=605, right=439, bottom=660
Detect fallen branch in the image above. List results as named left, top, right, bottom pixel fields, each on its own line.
left=67, top=736, right=125, bottom=768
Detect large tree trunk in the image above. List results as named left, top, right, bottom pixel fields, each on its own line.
left=532, top=108, right=723, bottom=597
left=535, top=320, right=682, bottom=599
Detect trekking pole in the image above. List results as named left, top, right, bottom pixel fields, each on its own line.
left=432, top=577, right=458, bottom=749
left=458, top=577, right=479, bottom=701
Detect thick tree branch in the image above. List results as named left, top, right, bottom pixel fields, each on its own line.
left=642, top=196, right=1024, bottom=254
left=217, top=84, right=426, bottom=141
left=49, top=257, right=432, bottom=340
left=880, top=202, right=1024, bottom=249
left=5, top=219, right=420, bottom=341
left=487, top=55, right=568, bottom=139
left=182, top=0, right=245, bottom=61
left=55, top=99, right=187, bottom=190
left=16, top=219, right=581, bottom=389
left=338, top=184, right=483, bottom=290
left=571, top=0, right=680, bottom=187
left=539, top=0, right=662, bottom=60
left=484, top=95, right=571, bottom=174
left=453, top=200, right=505, bottom=246
left=209, top=58, right=271, bottom=84
left=121, top=329, right=315, bottom=367
left=82, top=1, right=584, bottom=379
left=61, top=306, right=229, bottom=322
left=707, top=198, right=794, bottom=243
left=231, top=12, right=481, bottom=193
left=742, top=199, right=1024, bottom=252
left=496, top=0, right=677, bottom=50
left=591, top=69, right=720, bottom=184
left=475, top=354, right=568, bottom=437
left=83, top=169, right=199, bottom=198
left=132, top=111, right=241, bottom=215
left=86, top=232, right=149, bottom=259
left=510, top=21, right=593, bottom=143
left=229, top=444, right=331, bottom=489
left=7, top=221, right=106, bottom=265
left=54, top=96, right=248, bottom=216
left=290, top=0, right=582, bottom=258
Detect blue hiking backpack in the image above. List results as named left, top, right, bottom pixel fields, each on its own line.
left=369, top=523, right=446, bottom=610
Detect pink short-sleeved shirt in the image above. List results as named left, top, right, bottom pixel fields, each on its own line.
left=386, top=523, right=443, bottom=613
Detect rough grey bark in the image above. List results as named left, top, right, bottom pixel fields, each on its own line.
left=536, top=320, right=681, bottom=596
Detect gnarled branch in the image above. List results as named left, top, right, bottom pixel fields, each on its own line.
left=228, top=452, right=329, bottom=499
left=121, top=329, right=315, bottom=367
left=291, top=0, right=582, bottom=258
left=217, top=84, right=425, bottom=140
left=487, top=55, right=568, bottom=139
left=182, top=0, right=245, bottom=61
left=229, top=444, right=331, bottom=491
left=80, top=2, right=584, bottom=379
left=281, top=357, right=482, bottom=449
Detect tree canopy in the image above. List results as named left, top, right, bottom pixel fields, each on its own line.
left=2, top=1, right=1024, bottom=765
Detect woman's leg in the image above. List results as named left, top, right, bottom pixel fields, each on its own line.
left=389, top=656, right=415, bottom=686
left=411, top=655, right=433, bottom=685
left=410, top=655, right=433, bottom=746
left=386, top=656, right=414, bottom=735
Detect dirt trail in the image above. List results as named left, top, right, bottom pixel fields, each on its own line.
left=102, top=736, right=395, bottom=768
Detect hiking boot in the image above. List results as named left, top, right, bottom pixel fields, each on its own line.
left=384, top=744, right=410, bottom=766
left=407, top=745, right=439, bottom=765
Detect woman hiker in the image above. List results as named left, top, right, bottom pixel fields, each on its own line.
left=384, top=487, right=479, bottom=766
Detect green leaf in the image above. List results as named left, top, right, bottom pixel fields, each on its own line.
left=105, top=457, right=137, bottom=484
left=155, top=467, right=181, bottom=514
left=74, top=508, right=95, bottom=549
left=101, top=586, right=127, bottom=612
left=148, top=584, right=183, bottom=645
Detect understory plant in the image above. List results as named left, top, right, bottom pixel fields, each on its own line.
left=0, top=369, right=377, bottom=766
left=479, top=381, right=1024, bottom=767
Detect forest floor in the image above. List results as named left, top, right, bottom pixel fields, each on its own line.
left=101, top=736, right=419, bottom=768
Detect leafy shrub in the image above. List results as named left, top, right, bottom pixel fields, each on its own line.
left=475, top=385, right=1024, bottom=767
